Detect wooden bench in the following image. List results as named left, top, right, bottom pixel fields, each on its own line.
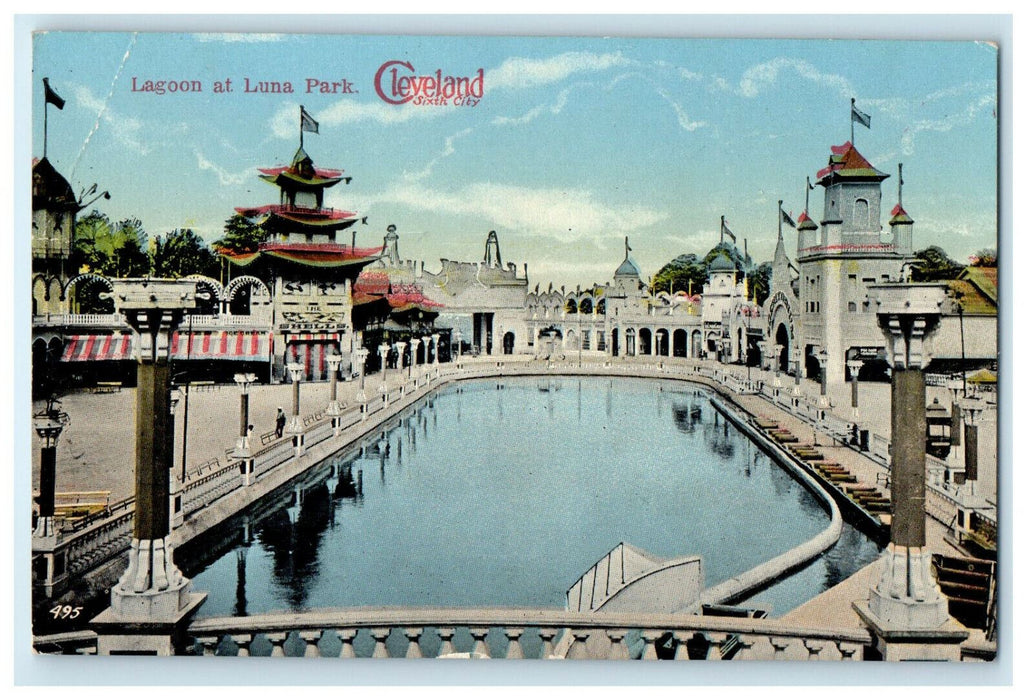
left=53, top=490, right=111, bottom=519
left=93, top=382, right=122, bottom=394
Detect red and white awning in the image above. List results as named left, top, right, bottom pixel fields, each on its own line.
left=171, top=331, right=271, bottom=361
left=61, top=334, right=133, bottom=362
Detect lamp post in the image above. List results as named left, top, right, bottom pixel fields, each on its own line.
left=394, top=340, right=408, bottom=387
left=168, top=387, right=183, bottom=528
left=409, top=338, right=420, bottom=381
left=772, top=343, right=784, bottom=388
left=355, top=347, right=370, bottom=404
left=791, top=346, right=802, bottom=395
left=847, top=359, right=863, bottom=417
left=854, top=282, right=966, bottom=660
left=959, top=398, right=984, bottom=483
left=946, top=375, right=965, bottom=452
left=285, top=362, right=306, bottom=455
left=455, top=331, right=463, bottom=360
left=33, top=399, right=68, bottom=547
left=815, top=349, right=829, bottom=407
left=93, top=278, right=205, bottom=655
left=377, top=343, right=390, bottom=394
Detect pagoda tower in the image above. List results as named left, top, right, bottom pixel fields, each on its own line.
left=222, top=107, right=382, bottom=381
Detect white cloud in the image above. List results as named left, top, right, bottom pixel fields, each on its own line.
left=900, top=93, right=996, bottom=155
left=492, top=88, right=572, bottom=126
left=737, top=57, right=853, bottom=99
left=73, top=85, right=149, bottom=155
left=362, top=181, right=668, bottom=243
left=194, top=151, right=255, bottom=186
left=656, top=88, right=708, bottom=132
left=487, top=51, right=631, bottom=90
left=404, top=128, right=473, bottom=181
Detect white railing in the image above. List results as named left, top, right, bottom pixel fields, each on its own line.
left=33, top=313, right=123, bottom=327
left=185, top=607, right=873, bottom=660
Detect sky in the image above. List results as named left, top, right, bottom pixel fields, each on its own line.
left=31, top=31, right=999, bottom=289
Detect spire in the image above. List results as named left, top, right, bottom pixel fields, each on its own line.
left=890, top=162, right=913, bottom=225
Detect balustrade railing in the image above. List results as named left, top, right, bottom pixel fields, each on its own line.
left=184, top=608, right=873, bottom=660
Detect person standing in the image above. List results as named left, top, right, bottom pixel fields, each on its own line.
left=275, top=407, right=286, bottom=438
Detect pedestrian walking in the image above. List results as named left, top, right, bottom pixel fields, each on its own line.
left=275, top=407, right=286, bottom=438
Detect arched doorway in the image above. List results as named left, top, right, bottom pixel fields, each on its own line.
left=638, top=328, right=652, bottom=356
left=690, top=330, right=702, bottom=359
left=775, top=323, right=790, bottom=373
left=673, top=329, right=687, bottom=358
left=502, top=332, right=515, bottom=355
left=625, top=328, right=636, bottom=356
left=612, top=327, right=619, bottom=357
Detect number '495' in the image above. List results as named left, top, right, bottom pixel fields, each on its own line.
left=49, top=605, right=82, bottom=620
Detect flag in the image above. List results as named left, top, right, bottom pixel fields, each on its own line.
left=851, top=99, right=871, bottom=129
left=781, top=208, right=795, bottom=228
left=300, top=106, right=319, bottom=134
left=721, top=218, right=736, bottom=243
left=43, top=78, right=65, bottom=110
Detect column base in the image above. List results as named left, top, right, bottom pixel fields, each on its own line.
left=864, top=546, right=952, bottom=629
left=853, top=601, right=968, bottom=661
left=326, top=400, right=345, bottom=416
left=32, top=517, right=57, bottom=550
left=231, top=436, right=252, bottom=459
left=93, top=592, right=207, bottom=656
left=108, top=537, right=195, bottom=620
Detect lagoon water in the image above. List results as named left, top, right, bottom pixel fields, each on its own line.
left=183, top=377, right=879, bottom=618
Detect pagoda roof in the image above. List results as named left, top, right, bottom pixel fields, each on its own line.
left=354, top=271, right=443, bottom=315
left=816, top=141, right=889, bottom=184
left=234, top=203, right=358, bottom=232
left=219, top=241, right=382, bottom=268
left=256, top=147, right=348, bottom=190
left=889, top=203, right=914, bottom=225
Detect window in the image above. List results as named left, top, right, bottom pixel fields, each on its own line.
left=854, top=198, right=870, bottom=225
left=848, top=302, right=857, bottom=312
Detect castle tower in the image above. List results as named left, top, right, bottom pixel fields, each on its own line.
left=797, top=141, right=910, bottom=382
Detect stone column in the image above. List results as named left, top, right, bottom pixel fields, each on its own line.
left=285, top=362, right=305, bottom=434
left=772, top=343, right=784, bottom=388
left=853, top=282, right=966, bottom=661
left=325, top=354, right=344, bottom=420
left=455, top=331, right=463, bottom=360
left=232, top=373, right=256, bottom=456
left=847, top=359, right=863, bottom=417
left=93, top=279, right=206, bottom=655
left=431, top=333, right=440, bottom=364
left=960, top=398, right=983, bottom=482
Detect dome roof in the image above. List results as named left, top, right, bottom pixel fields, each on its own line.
left=615, top=256, right=641, bottom=278
left=708, top=249, right=736, bottom=272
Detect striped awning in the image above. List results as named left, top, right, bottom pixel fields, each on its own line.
left=61, top=334, right=133, bottom=362
left=171, top=331, right=271, bottom=361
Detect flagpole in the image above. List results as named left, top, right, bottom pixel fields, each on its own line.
left=299, top=105, right=304, bottom=150
left=720, top=215, right=724, bottom=244
left=778, top=199, right=783, bottom=238
left=850, top=98, right=855, bottom=144
left=805, top=177, right=810, bottom=215
left=43, top=83, right=49, bottom=159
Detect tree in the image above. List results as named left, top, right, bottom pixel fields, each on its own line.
left=747, top=261, right=772, bottom=306
left=970, top=248, right=997, bottom=267
left=151, top=228, right=219, bottom=279
left=213, top=213, right=267, bottom=253
left=652, top=253, right=708, bottom=295
left=910, top=246, right=964, bottom=282
left=71, top=212, right=149, bottom=278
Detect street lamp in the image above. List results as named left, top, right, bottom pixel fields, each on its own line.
left=791, top=346, right=802, bottom=394
left=33, top=399, right=69, bottom=544
left=355, top=347, right=370, bottom=403
left=946, top=375, right=965, bottom=451
left=959, top=398, right=984, bottom=483
left=846, top=359, right=864, bottom=416
left=409, top=338, right=420, bottom=381
left=814, top=349, right=829, bottom=406
left=772, top=343, right=784, bottom=388
left=168, top=387, right=183, bottom=528
left=377, top=343, right=390, bottom=393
